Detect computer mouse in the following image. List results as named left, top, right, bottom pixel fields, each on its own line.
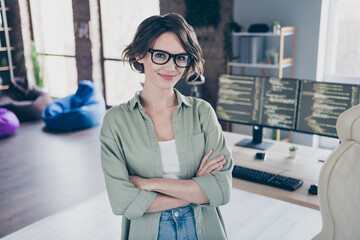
left=255, top=152, right=266, bottom=160
left=308, top=184, right=318, bottom=195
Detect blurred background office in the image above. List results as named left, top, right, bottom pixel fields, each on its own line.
left=0, top=0, right=359, bottom=239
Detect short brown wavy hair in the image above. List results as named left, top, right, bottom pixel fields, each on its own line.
left=122, top=13, right=204, bottom=79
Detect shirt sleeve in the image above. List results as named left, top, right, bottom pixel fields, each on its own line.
left=193, top=101, right=234, bottom=207
left=100, top=113, right=157, bottom=220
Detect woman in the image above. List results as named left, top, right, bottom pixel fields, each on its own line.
left=100, top=13, right=233, bottom=240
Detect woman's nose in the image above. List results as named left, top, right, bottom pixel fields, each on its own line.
left=163, top=57, right=177, bottom=70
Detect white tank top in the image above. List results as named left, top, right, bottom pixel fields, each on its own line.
left=158, top=139, right=181, bottom=179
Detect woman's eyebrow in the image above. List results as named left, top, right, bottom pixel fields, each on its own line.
left=152, top=49, right=188, bottom=55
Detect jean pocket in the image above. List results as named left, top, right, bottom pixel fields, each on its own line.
left=160, top=210, right=173, bottom=221
left=181, top=206, right=195, bottom=220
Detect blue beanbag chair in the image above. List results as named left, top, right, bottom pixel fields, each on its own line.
left=42, top=80, right=106, bottom=131
left=0, top=108, right=20, bottom=138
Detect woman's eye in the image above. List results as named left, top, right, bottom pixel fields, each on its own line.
left=155, top=52, right=167, bottom=59
left=176, top=55, right=187, bottom=62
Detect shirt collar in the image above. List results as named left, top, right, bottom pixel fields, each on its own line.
left=128, top=88, right=192, bottom=111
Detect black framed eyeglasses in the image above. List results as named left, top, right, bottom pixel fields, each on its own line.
left=148, top=49, right=193, bottom=68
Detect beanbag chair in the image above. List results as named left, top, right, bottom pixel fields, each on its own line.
left=0, top=77, right=53, bottom=122
left=42, top=80, right=106, bottom=131
left=0, top=108, right=20, bottom=138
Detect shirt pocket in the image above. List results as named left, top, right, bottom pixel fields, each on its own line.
left=124, top=147, right=157, bottom=178
left=190, top=132, right=206, bottom=169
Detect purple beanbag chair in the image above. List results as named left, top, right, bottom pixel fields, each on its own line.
left=0, top=108, right=20, bottom=138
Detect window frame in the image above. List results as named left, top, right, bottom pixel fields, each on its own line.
left=322, top=0, right=360, bottom=84
left=27, top=0, right=78, bottom=97
left=97, top=0, right=159, bottom=107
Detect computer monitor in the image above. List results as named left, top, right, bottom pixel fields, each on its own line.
left=296, top=80, right=360, bottom=138
left=216, top=74, right=261, bottom=125
left=260, top=76, right=299, bottom=129
left=216, top=74, right=300, bottom=149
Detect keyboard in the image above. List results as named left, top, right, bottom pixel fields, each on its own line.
left=232, top=165, right=303, bottom=191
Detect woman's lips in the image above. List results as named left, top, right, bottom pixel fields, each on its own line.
left=159, top=73, right=176, bottom=81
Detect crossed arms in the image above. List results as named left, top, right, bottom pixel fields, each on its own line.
left=100, top=105, right=233, bottom=220
left=129, top=149, right=226, bottom=212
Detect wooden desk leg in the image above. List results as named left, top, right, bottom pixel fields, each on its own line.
left=276, top=129, right=281, bottom=141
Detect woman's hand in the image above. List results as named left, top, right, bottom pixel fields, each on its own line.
left=129, top=175, right=156, bottom=191
left=196, top=149, right=226, bottom=177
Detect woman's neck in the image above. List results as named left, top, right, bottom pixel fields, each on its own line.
left=140, top=85, right=178, bottom=112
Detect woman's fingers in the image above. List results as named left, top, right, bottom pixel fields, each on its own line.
left=199, top=149, right=213, bottom=170
left=215, top=164, right=224, bottom=171
left=202, top=155, right=224, bottom=170
left=202, top=158, right=226, bottom=174
left=196, top=150, right=227, bottom=177
left=196, top=150, right=213, bottom=177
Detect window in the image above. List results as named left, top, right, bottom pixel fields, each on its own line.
left=324, top=0, right=360, bottom=84
left=29, top=0, right=77, bottom=97
left=99, top=0, right=159, bottom=106
left=27, top=0, right=159, bottom=103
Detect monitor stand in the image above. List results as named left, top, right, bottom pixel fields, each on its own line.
left=235, top=126, right=273, bottom=150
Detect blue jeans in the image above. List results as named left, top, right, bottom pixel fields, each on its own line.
left=158, top=205, right=198, bottom=240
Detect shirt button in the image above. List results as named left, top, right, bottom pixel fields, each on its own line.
left=174, top=211, right=179, bottom=217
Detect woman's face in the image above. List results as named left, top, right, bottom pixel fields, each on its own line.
left=138, top=32, right=187, bottom=91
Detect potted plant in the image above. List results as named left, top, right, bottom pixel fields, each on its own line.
left=270, top=51, right=279, bottom=64
left=271, top=21, right=281, bottom=34
left=31, top=41, right=44, bottom=88
left=289, top=146, right=298, bottom=158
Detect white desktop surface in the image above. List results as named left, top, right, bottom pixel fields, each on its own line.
left=224, top=131, right=332, bottom=210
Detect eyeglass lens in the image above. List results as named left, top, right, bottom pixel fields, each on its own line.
left=151, top=50, right=190, bottom=67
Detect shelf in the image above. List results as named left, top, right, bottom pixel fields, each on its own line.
left=0, top=47, right=14, bottom=51
left=0, top=85, right=9, bottom=90
left=233, top=26, right=296, bottom=37
left=0, top=65, right=15, bottom=71
left=229, top=62, right=292, bottom=69
left=0, top=27, right=12, bottom=31
left=229, top=26, right=296, bottom=79
left=0, top=0, right=14, bottom=83
left=233, top=31, right=294, bottom=37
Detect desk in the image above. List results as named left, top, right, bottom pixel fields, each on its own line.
left=224, top=131, right=332, bottom=210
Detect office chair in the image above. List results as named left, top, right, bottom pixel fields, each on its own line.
left=313, top=104, right=360, bottom=240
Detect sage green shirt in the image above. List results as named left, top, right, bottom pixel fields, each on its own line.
left=100, top=89, right=233, bottom=240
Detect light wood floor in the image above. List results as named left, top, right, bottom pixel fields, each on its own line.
left=0, top=121, right=322, bottom=239
left=2, top=188, right=321, bottom=240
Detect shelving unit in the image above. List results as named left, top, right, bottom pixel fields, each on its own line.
left=228, top=26, right=296, bottom=78
left=0, top=0, right=15, bottom=88
left=228, top=26, right=296, bottom=141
